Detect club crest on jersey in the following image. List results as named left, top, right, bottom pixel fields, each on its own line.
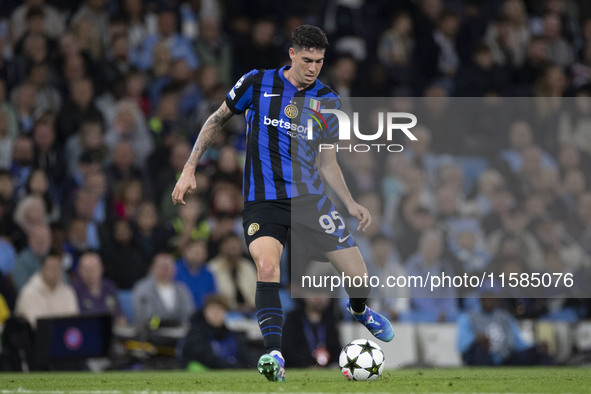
left=247, top=223, right=260, bottom=236
left=284, top=104, right=298, bottom=119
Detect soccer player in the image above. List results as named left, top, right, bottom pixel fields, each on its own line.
left=172, top=25, right=394, bottom=382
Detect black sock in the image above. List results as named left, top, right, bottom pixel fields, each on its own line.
left=255, top=281, right=283, bottom=353
left=349, top=298, right=367, bottom=314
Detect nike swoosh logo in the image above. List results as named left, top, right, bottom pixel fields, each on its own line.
left=259, top=317, right=272, bottom=325
left=264, top=92, right=280, bottom=97
left=339, top=235, right=351, bottom=243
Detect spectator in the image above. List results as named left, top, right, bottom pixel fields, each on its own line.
left=64, top=218, right=91, bottom=269
left=396, top=203, right=435, bottom=262
left=105, top=100, right=153, bottom=166
left=558, top=93, right=591, bottom=157
left=72, top=16, right=103, bottom=62
left=100, top=219, right=146, bottom=290
left=378, top=11, right=414, bottom=89
left=27, top=62, right=61, bottom=114
left=122, top=0, right=157, bottom=52
left=0, top=233, right=16, bottom=279
left=211, top=146, right=243, bottom=189
left=31, top=121, right=65, bottom=190
left=328, top=54, right=359, bottom=105
left=175, top=240, right=216, bottom=310
left=15, top=252, right=79, bottom=328
left=132, top=8, right=198, bottom=71
left=208, top=233, right=257, bottom=313
left=457, top=287, right=554, bottom=366
left=182, top=294, right=255, bottom=369
left=132, top=200, right=170, bottom=264
left=487, top=206, right=544, bottom=271
left=150, top=59, right=201, bottom=116
left=132, top=252, right=194, bottom=330
left=566, top=192, right=591, bottom=254
left=233, top=18, right=282, bottom=79
left=405, top=229, right=459, bottom=322
left=149, top=40, right=172, bottom=80
left=283, top=296, right=342, bottom=368
left=454, top=44, right=507, bottom=96
left=104, top=141, right=146, bottom=192
left=531, top=216, right=589, bottom=274
left=194, top=16, right=233, bottom=86
left=156, top=141, right=192, bottom=216
left=0, top=82, right=17, bottom=148
left=0, top=293, right=9, bottom=327
left=482, top=186, right=514, bottom=235
left=102, top=33, right=131, bottom=88
left=500, top=120, right=557, bottom=174
left=468, top=169, right=506, bottom=219
left=0, top=110, right=14, bottom=170
left=366, top=235, right=409, bottom=321
left=57, top=78, right=104, bottom=144
left=12, top=194, right=48, bottom=249
left=113, top=178, right=143, bottom=220
left=71, top=0, right=109, bottom=43
left=166, top=195, right=210, bottom=251
left=12, top=223, right=51, bottom=291
left=64, top=120, right=106, bottom=176
left=541, top=13, right=574, bottom=68
left=25, top=169, right=59, bottom=222
left=447, top=218, right=491, bottom=276
left=10, top=136, right=34, bottom=196
left=11, top=83, right=37, bottom=134
left=561, top=168, right=586, bottom=212
left=486, top=0, right=530, bottom=67
left=10, top=0, right=64, bottom=42
left=512, top=36, right=550, bottom=94
left=72, top=251, right=126, bottom=325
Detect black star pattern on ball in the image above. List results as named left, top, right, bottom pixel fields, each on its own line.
left=343, top=355, right=362, bottom=375
left=365, top=358, right=381, bottom=379
left=358, top=340, right=376, bottom=355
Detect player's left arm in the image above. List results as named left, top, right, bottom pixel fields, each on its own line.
left=317, top=146, right=371, bottom=231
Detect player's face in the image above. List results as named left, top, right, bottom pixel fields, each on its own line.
left=289, top=47, right=325, bottom=88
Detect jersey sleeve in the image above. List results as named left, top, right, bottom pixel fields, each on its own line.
left=225, top=69, right=259, bottom=114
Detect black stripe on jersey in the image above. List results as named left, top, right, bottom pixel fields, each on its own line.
left=317, top=86, right=337, bottom=96
left=243, top=124, right=252, bottom=200
left=268, top=70, right=287, bottom=198
left=250, top=73, right=264, bottom=200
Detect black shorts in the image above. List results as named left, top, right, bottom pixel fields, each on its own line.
left=242, top=194, right=356, bottom=255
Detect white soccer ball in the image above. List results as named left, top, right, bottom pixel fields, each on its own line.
left=339, top=339, right=385, bottom=381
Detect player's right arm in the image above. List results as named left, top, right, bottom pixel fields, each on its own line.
left=171, top=102, right=233, bottom=205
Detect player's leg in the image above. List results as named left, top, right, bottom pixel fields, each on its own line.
left=249, top=236, right=286, bottom=381
left=326, top=246, right=394, bottom=342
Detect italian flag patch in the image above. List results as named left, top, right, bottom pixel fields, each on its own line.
left=309, top=98, right=320, bottom=111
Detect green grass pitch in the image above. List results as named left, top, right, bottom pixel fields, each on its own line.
left=0, top=368, right=590, bottom=393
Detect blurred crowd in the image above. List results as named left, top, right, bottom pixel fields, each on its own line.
left=1, top=0, right=591, bottom=368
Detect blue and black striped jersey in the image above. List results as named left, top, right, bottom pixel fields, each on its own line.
left=225, top=66, right=340, bottom=203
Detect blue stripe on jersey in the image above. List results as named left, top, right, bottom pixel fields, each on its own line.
left=279, top=92, right=295, bottom=199
left=248, top=160, right=254, bottom=201
left=259, top=71, right=276, bottom=200
left=236, top=85, right=253, bottom=112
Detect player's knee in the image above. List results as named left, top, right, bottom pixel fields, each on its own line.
left=257, top=259, right=280, bottom=282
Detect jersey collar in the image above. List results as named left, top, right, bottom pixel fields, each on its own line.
left=279, top=66, right=319, bottom=94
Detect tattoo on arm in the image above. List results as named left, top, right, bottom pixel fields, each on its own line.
left=186, top=104, right=233, bottom=167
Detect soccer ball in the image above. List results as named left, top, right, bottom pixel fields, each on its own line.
left=339, top=339, right=385, bottom=381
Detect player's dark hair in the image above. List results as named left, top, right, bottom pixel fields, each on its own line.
left=290, top=25, right=329, bottom=51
